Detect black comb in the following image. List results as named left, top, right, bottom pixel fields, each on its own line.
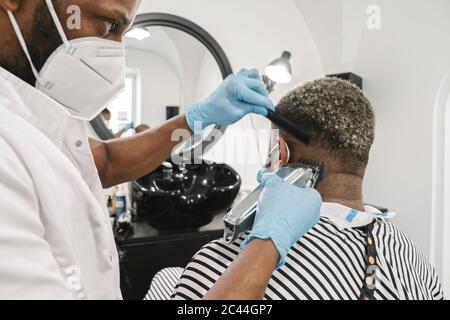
left=267, top=110, right=311, bottom=145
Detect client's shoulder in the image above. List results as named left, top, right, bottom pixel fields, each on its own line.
left=372, top=219, right=444, bottom=299
left=372, top=219, right=418, bottom=247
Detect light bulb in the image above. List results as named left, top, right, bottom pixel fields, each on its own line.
left=125, top=28, right=151, bottom=41
left=265, top=64, right=292, bottom=84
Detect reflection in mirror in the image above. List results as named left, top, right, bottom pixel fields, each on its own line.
left=103, top=26, right=223, bottom=138
left=97, top=17, right=239, bottom=235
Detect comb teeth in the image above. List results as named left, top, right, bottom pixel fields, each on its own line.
left=298, top=159, right=322, bottom=168
left=298, top=159, right=325, bottom=183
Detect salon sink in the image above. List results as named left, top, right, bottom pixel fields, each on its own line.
left=130, top=161, right=241, bottom=231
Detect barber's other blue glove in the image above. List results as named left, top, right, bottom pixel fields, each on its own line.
left=185, top=68, right=274, bottom=133
left=241, top=172, right=322, bottom=269
left=123, top=122, right=134, bottom=131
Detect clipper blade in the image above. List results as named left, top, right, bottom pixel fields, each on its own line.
left=223, top=162, right=323, bottom=244
left=297, top=159, right=324, bottom=184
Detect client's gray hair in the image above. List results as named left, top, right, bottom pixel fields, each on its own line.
left=277, top=77, right=375, bottom=163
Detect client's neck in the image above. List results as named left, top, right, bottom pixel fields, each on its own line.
left=317, top=172, right=365, bottom=212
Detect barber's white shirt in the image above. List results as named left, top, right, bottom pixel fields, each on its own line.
left=0, top=67, right=121, bottom=300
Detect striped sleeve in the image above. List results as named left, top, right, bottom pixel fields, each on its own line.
left=145, top=267, right=184, bottom=300
left=172, top=238, right=242, bottom=300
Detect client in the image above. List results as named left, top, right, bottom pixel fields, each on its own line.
left=171, top=78, right=444, bottom=300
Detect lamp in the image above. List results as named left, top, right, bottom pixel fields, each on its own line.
left=263, top=51, right=293, bottom=93
left=262, top=51, right=311, bottom=144
left=125, top=28, right=151, bottom=41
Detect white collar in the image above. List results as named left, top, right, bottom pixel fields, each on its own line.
left=0, top=67, right=71, bottom=150
left=320, top=202, right=396, bottom=230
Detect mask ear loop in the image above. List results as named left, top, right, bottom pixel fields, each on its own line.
left=7, top=11, right=43, bottom=85
left=278, top=139, right=291, bottom=166
left=263, top=144, right=280, bottom=169
left=44, top=0, right=70, bottom=47
left=285, top=141, right=291, bottom=164
left=7, top=0, right=69, bottom=87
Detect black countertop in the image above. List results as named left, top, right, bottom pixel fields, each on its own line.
left=117, top=211, right=228, bottom=300
left=118, top=211, right=227, bottom=244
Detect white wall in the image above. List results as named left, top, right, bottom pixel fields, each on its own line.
left=194, top=52, right=223, bottom=103
left=126, top=27, right=221, bottom=121
left=126, top=48, right=181, bottom=127
left=163, top=28, right=212, bottom=108
left=440, top=78, right=450, bottom=294
left=294, top=0, right=343, bottom=74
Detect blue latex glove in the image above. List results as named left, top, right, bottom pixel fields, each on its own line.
left=122, top=122, right=134, bottom=131
left=185, top=68, right=274, bottom=133
left=241, top=172, right=322, bottom=269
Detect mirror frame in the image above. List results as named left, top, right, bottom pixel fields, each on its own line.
left=90, top=12, right=233, bottom=159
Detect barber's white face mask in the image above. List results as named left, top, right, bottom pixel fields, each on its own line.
left=7, top=0, right=126, bottom=121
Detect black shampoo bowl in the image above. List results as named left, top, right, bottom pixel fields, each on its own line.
left=131, top=161, right=241, bottom=231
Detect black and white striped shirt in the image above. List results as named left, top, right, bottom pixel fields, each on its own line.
left=171, top=203, right=444, bottom=300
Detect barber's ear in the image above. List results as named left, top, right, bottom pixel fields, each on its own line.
left=278, top=137, right=289, bottom=166
left=0, top=0, right=20, bottom=12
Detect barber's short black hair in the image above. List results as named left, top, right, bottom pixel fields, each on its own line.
left=277, top=77, right=375, bottom=164
left=102, top=108, right=111, bottom=115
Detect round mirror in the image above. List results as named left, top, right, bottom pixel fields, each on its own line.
left=90, top=13, right=233, bottom=160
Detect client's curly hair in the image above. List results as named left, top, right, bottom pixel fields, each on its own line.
left=276, top=77, right=375, bottom=165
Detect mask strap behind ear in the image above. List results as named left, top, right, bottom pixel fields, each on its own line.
left=45, top=0, right=70, bottom=47
left=7, top=11, right=42, bottom=84
left=284, top=141, right=291, bottom=164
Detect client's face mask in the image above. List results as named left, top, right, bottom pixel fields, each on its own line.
left=7, top=0, right=126, bottom=121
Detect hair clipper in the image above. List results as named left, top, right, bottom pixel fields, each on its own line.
left=223, top=161, right=323, bottom=244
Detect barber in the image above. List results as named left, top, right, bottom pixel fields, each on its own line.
left=0, top=0, right=321, bottom=299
